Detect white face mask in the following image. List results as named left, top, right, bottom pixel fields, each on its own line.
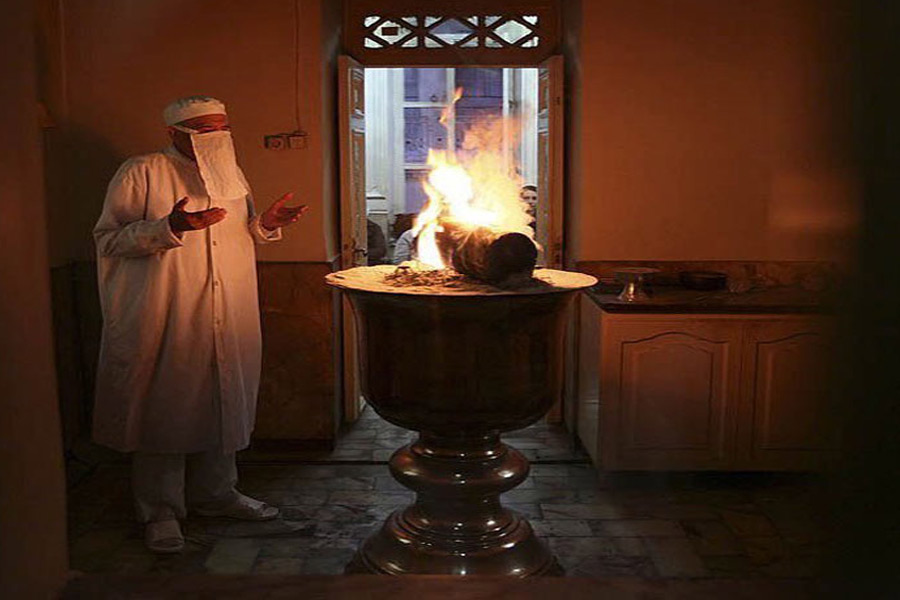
left=173, top=126, right=249, bottom=199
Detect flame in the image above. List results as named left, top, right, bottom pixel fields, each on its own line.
left=439, top=87, right=463, bottom=126
left=411, top=89, right=535, bottom=269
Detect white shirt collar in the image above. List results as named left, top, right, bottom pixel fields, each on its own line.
left=163, top=144, right=197, bottom=167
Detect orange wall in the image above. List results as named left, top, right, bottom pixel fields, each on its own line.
left=0, top=1, right=69, bottom=595
left=47, top=0, right=336, bottom=265
left=569, top=0, right=857, bottom=262
left=48, top=0, right=857, bottom=265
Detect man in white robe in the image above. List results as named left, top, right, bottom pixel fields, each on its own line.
left=93, top=96, right=307, bottom=553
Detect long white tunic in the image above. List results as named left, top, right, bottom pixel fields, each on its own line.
left=92, top=146, right=280, bottom=454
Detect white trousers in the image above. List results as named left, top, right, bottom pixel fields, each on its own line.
left=131, top=450, right=239, bottom=523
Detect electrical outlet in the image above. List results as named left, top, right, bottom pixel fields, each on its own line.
left=264, top=135, right=286, bottom=150
left=287, top=133, right=307, bottom=150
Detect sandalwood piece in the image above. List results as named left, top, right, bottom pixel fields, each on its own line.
left=435, top=220, right=538, bottom=285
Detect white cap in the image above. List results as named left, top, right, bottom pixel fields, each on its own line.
left=163, top=96, right=227, bottom=126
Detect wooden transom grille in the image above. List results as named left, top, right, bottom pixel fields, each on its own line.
left=344, top=0, right=560, bottom=65
left=365, top=15, right=540, bottom=50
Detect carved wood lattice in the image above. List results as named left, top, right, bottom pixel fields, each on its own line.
left=344, top=0, right=560, bottom=65
left=364, top=15, right=540, bottom=50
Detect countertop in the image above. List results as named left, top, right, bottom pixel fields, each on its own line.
left=585, top=285, right=832, bottom=314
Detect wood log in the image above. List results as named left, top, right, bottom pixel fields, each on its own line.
left=435, top=219, right=538, bottom=285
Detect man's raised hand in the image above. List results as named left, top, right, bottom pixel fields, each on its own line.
left=260, top=192, right=308, bottom=231
left=168, top=197, right=227, bottom=233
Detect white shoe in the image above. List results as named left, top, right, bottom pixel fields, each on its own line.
left=145, top=519, right=184, bottom=554
left=193, top=493, right=280, bottom=521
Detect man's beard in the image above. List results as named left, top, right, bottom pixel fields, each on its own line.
left=191, top=130, right=249, bottom=199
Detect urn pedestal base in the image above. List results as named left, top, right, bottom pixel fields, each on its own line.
left=346, top=432, right=563, bottom=577
left=325, top=267, right=597, bottom=577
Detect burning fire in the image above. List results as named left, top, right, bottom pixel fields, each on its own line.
left=410, top=88, right=536, bottom=269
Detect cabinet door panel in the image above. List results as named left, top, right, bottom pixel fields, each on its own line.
left=623, top=336, right=718, bottom=449
left=601, top=320, right=741, bottom=470
left=576, top=296, right=602, bottom=464
left=740, top=319, right=839, bottom=469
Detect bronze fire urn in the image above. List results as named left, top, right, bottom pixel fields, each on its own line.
left=326, top=266, right=596, bottom=577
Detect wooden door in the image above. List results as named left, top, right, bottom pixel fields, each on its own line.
left=538, top=55, right=566, bottom=423
left=738, top=318, right=840, bottom=470
left=536, top=55, right=564, bottom=269
left=339, top=55, right=367, bottom=423
left=600, top=317, right=742, bottom=470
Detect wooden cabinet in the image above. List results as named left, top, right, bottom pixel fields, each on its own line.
left=577, top=298, right=838, bottom=471
left=736, top=320, right=841, bottom=470
left=600, top=317, right=742, bottom=470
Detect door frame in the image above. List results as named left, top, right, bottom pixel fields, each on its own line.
left=338, top=55, right=368, bottom=423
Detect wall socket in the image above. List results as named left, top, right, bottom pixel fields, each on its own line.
left=264, top=131, right=307, bottom=150
left=264, top=135, right=286, bottom=150
left=287, top=133, right=307, bottom=149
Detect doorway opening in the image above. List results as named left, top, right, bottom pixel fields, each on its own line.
left=362, top=66, right=540, bottom=266
left=338, top=56, right=564, bottom=425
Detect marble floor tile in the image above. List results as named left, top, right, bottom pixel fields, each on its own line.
left=65, top=408, right=830, bottom=582
left=720, top=508, right=779, bottom=538
left=149, top=547, right=213, bottom=575
left=372, top=449, right=395, bottom=461
left=327, top=490, right=413, bottom=505
left=531, top=476, right=572, bottom=489
left=506, top=503, right=544, bottom=520
left=760, top=553, right=822, bottom=578
left=532, top=519, right=593, bottom=537
left=502, top=488, right=580, bottom=504
left=548, top=536, right=621, bottom=559
left=286, top=476, right=376, bottom=491
left=310, top=521, right=379, bottom=540
left=252, top=557, right=305, bottom=574
left=302, top=548, right=357, bottom=575
left=702, top=554, right=762, bottom=578
left=742, top=536, right=788, bottom=567
left=373, top=476, right=410, bottom=491
left=204, top=538, right=261, bottom=574
left=596, top=519, right=685, bottom=537
left=278, top=506, right=320, bottom=521
left=339, top=428, right=377, bottom=440
left=252, top=489, right=330, bottom=506
left=633, top=502, right=719, bottom=521
left=258, top=538, right=316, bottom=558
left=188, top=518, right=316, bottom=539
left=645, top=537, right=709, bottom=578
left=529, top=464, right=570, bottom=477
left=682, top=519, right=744, bottom=556
left=610, top=537, right=648, bottom=557
left=312, top=503, right=396, bottom=523
left=570, top=555, right=657, bottom=578
left=104, top=540, right=159, bottom=574
left=70, top=528, right=132, bottom=572
left=542, top=503, right=629, bottom=520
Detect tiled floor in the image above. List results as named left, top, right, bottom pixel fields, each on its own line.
left=67, top=407, right=830, bottom=579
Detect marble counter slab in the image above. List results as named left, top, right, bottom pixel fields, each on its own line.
left=585, top=285, right=832, bottom=314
